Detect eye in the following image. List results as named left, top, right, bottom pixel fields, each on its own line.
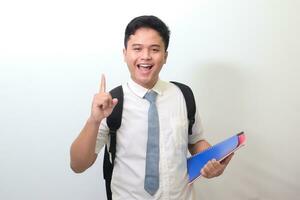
left=152, top=48, right=160, bottom=52
left=133, top=47, right=142, bottom=51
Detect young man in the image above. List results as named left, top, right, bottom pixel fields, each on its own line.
left=70, top=15, right=233, bottom=199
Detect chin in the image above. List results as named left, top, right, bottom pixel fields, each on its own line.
left=136, top=79, right=153, bottom=88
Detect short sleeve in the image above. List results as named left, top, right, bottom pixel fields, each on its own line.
left=188, top=107, right=205, bottom=144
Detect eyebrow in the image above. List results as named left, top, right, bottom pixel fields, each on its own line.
left=131, top=44, right=161, bottom=48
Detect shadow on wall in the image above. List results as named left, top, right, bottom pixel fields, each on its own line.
left=190, top=62, right=246, bottom=137
left=189, top=62, right=299, bottom=200
left=189, top=61, right=261, bottom=199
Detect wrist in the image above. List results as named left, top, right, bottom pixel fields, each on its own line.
left=87, top=115, right=102, bottom=126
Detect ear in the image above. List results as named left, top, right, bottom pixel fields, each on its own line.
left=164, top=51, right=168, bottom=64
left=123, top=48, right=127, bottom=62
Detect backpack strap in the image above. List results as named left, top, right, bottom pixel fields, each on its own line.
left=103, top=85, right=123, bottom=200
left=170, top=81, right=196, bottom=135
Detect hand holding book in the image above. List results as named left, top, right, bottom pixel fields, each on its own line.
left=200, top=152, right=234, bottom=178
left=187, top=132, right=246, bottom=183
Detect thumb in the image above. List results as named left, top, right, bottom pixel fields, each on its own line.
left=221, top=153, right=234, bottom=165
left=112, top=98, right=118, bottom=107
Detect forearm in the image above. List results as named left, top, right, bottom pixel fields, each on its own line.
left=70, top=117, right=102, bottom=173
left=188, top=139, right=211, bottom=155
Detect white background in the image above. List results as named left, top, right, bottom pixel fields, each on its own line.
left=0, top=0, right=299, bottom=199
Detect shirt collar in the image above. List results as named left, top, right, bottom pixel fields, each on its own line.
left=127, top=78, right=163, bottom=98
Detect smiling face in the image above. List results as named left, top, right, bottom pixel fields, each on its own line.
left=123, top=28, right=168, bottom=89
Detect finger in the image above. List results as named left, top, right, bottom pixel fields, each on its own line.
left=201, top=167, right=209, bottom=178
left=201, top=168, right=207, bottom=177
left=201, top=166, right=213, bottom=178
left=204, top=159, right=222, bottom=178
left=111, top=98, right=118, bottom=107
left=107, top=94, right=114, bottom=108
left=206, top=160, right=215, bottom=170
left=101, top=100, right=109, bottom=110
left=99, top=74, right=106, bottom=93
left=221, top=153, right=234, bottom=165
left=211, top=159, right=222, bottom=169
left=201, top=162, right=213, bottom=178
left=210, top=160, right=224, bottom=175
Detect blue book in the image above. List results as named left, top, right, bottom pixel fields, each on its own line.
left=187, top=132, right=246, bottom=183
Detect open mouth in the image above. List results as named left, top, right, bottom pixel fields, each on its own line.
left=137, top=64, right=153, bottom=70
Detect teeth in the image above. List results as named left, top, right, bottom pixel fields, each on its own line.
left=138, top=64, right=152, bottom=69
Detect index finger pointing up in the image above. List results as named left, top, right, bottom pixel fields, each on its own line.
left=99, top=74, right=106, bottom=93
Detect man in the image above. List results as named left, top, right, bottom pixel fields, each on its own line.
left=70, top=15, right=233, bottom=199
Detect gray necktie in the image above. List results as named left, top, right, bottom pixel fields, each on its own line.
left=144, top=90, right=159, bottom=195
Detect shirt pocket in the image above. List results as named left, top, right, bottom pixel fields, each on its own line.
left=171, top=116, right=188, bottom=152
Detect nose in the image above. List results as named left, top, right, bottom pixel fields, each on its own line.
left=141, top=49, right=151, bottom=60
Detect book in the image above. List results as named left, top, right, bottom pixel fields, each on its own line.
left=187, top=132, right=246, bottom=183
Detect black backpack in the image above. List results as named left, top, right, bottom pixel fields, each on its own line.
left=103, top=81, right=196, bottom=200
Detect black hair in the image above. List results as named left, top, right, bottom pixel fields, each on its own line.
left=124, top=15, right=170, bottom=51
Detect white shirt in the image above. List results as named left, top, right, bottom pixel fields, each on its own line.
left=95, top=79, right=204, bottom=200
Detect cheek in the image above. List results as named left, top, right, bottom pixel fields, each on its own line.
left=126, top=57, right=138, bottom=72
left=157, top=55, right=166, bottom=65
left=126, top=54, right=138, bottom=64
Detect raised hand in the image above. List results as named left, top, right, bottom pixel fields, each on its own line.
left=89, top=74, right=118, bottom=123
